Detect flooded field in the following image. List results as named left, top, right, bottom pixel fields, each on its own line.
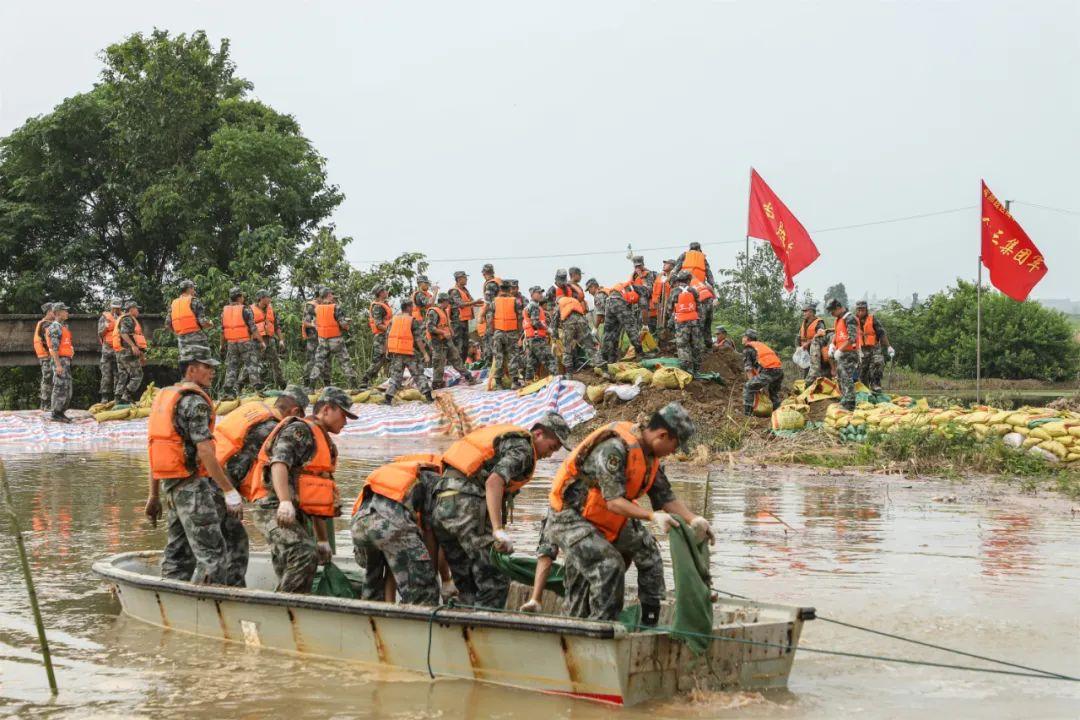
left=0, top=442, right=1077, bottom=718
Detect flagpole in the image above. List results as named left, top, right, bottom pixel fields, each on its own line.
left=976, top=254, right=982, bottom=405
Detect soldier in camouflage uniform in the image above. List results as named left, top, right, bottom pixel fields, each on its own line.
left=253, top=387, right=355, bottom=593
left=485, top=280, right=524, bottom=389
left=667, top=272, right=704, bottom=374
left=429, top=413, right=571, bottom=608
left=220, top=288, right=265, bottom=398
left=672, top=241, right=716, bottom=285
left=715, top=325, right=737, bottom=352
left=144, top=345, right=247, bottom=586
left=741, top=329, right=784, bottom=415
left=544, top=403, right=711, bottom=622
left=599, top=283, right=643, bottom=363
left=360, top=285, right=392, bottom=386
left=115, top=302, right=147, bottom=405
left=97, top=298, right=122, bottom=403
left=383, top=300, right=434, bottom=403
left=46, top=303, right=74, bottom=422
left=253, top=290, right=286, bottom=389
left=798, top=303, right=827, bottom=384
left=855, top=300, right=890, bottom=392
left=448, top=270, right=481, bottom=361
left=427, top=293, right=476, bottom=389
left=628, top=256, right=654, bottom=343
left=827, top=299, right=861, bottom=410
left=480, top=263, right=500, bottom=364
left=301, top=288, right=324, bottom=386
left=522, top=286, right=557, bottom=379
left=34, top=303, right=55, bottom=411
left=309, top=289, right=359, bottom=391
left=163, top=279, right=214, bottom=353
left=350, top=458, right=442, bottom=605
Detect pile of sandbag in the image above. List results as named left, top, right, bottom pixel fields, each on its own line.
left=91, top=383, right=161, bottom=421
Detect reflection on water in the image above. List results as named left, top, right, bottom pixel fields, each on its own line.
left=0, top=449, right=1077, bottom=719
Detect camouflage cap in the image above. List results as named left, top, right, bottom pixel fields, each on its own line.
left=255, top=289, right=270, bottom=300
left=554, top=269, right=568, bottom=280
left=400, top=298, right=413, bottom=310
left=568, top=266, right=582, bottom=275
left=802, top=302, right=818, bottom=312
left=499, top=280, right=512, bottom=290
left=417, top=275, right=430, bottom=284
left=319, top=286, right=334, bottom=299
left=689, top=241, right=702, bottom=250
left=855, top=300, right=868, bottom=309
left=453, top=270, right=468, bottom=279
left=743, top=328, right=758, bottom=340
left=825, top=298, right=843, bottom=311
left=509, top=279, right=519, bottom=287
left=279, top=384, right=309, bottom=413
left=481, top=263, right=495, bottom=273
left=674, top=270, right=692, bottom=283
left=632, top=255, right=644, bottom=266
left=656, top=402, right=695, bottom=448
left=663, top=258, right=675, bottom=266
left=178, top=279, right=195, bottom=291
left=436, top=292, right=450, bottom=303
left=533, top=411, right=573, bottom=450
left=372, top=284, right=387, bottom=296
left=317, top=386, right=358, bottom=419
left=529, top=285, right=543, bottom=295
left=41, top=303, right=53, bottom=314
left=179, top=345, right=220, bottom=367
left=52, top=302, right=69, bottom=312
left=110, top=297, right=122, bottom=308
left=125, top=300, right=140, bottom=310
left=229, top=286, right=244, bottom=300
left=715, top=325, right=728, bottom=335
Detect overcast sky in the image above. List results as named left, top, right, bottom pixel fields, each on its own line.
left=2, top=1, right=1077, bottom=303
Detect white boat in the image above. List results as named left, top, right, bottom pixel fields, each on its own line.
left=93, top=551, right=814, bottom=706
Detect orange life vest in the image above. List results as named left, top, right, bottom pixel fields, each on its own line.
left=748, top=341, right=782, bottom=370
left=111, top=316, right=148, bottom=351
left=690, top=280, right=714, bottom=302
left=251, top=303, right=276, bottom=337
left=214, top=401, right=276, bottom=485
left=222, top=305, right=250, bottom=343
left=411, top=289, right=433, bottom=321
left=683, top=249, right=707, bottom=282
left=246, top=417, right=339, bottom=517
left=800, top=317, right=823, bottom=344
left=170, top=296, right=200, bottom=335
left=354, top=456, right=441, bottom=515
left=861, top=315, right=878, bottom=347
left=315, top=303, right=342, bottom=339
left=523, top=305, right=549, bottom=339
left=673, top=289, right=699, bottom=323
left=33, top=319, right=49, bottom=359
left=442, top=425, right=536, bottom=494
left=557, top=295, right=586, bottom=320
left=454, top=287, right=474, bottom=321
left=368, top=301, right=393, bottom=335
left=52, top=325, right=74, bottom=358
left=611, top=282, right=639, bottom=305
left=428, top=306, right=452, bottom=341
left=386, top=314, right=415, bottom=356
left=649, top=275, right=668, bottom=318
left=549, top=421, right=659, bottom=542
left=148, top=384, right=216, bottom=480
left=493, top=296, right=519, bottom=332
left=100, top=311, right=118, bottom=345
left=476, top=302, right=488, bottom=337
left=833, top=312, right=862, bottom=352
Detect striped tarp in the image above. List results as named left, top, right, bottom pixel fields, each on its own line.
left=0, top=377, right=594, bottom=453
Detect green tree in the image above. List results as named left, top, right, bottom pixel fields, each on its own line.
left=0, top=29, right=342, bottom=313
left=713, top=244, right=803, bottom=352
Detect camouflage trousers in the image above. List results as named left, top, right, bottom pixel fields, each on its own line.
left=161, top=477, right=249, bottom=586
left=559, top=314, right=601, bottom=371
left=430, top=338, right=472, bottom=389
left=803, top=337, right=826, bottom=384
left=601, top=301, right=642, bottom=363
left=50, top=358, right=72, bottom=414
left=38, top=358, right=53, bottom=411
left=675, top=321, right=704, bottom=375
left=429, top=488, right=508, bottom=609
left=537, top=511, right=664, bottom=608
left=544, top=508, right=626, bottom=620
left=253, top=502, right=319, bottom=594
left=489, top=330, right=521, bottom=388
left=259, top=338, right=285, bottom=388
left=303, top=334, right=320, bottom=385
left=698, top=301, right=715, bottom=345
left=743, top=368, right=784, bottom=412
left=351, top=494, right=438, bottom=605
left=836, top=350, right=860, bottom=409
left=385, top=353, right=433, bottom=397
left=223, top=340, right=262, bottom=396
left=480, top=332, right=492, bottom=365
left=310, top=337, right=357, bottom=389
left=360, top=333, right=389, bottom=385
left=452, top=321, right=470, bottom=362
left=177, top=331, right=209, bottom=355
left=99, top=346, right=117, bottom=400
left=860, top=345, right=885, bottom=391
left=522, top=337, right=557, bottom=380
left=115, top=351, right=143, bottom=403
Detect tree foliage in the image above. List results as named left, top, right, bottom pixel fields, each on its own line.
left=713, top=244, right=804, bottom=352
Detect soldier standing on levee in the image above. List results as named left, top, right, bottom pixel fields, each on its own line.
left=309, top=288, right=360, bottom=391
left=448, top=270, right=482, bottom=361
left=250, top=387, right=354, bottom=593
left=522, top=286, right=557, bottom=380
left=479, top=263, right=501, bottom=364
left=164, top=279, right=214, bottom=354
left=855, top=300, right=892, bottom=393
left=32, top=302, right=56, bottom=412
left=427, top=293, right=476, bottom=389
left=220, top=288, right=264, bottom=399
left=797, top=302, right=827, bottom=384
left=827, top=298, right=861, bottom=410
left=301, top=287, right=324, bottom=385
left=359, top=285, right=392, bottom=387
left=599, top=281, right=644, bottom=363
left=486, top=280, right=524, bottom=389
left=144, top=345, right=246, bottom=586
left=667, top=271, right=704, bottom=375
left=629, top=255, right=654, bottom=343
left=45, top=303, right=75, bottom=423
left=113, top=301, right=149, bottom=406
left=252, top=290, right=285, bottom=389
left=382, top=299, right=434, bottom=403
left=741, top=329, right=784, bottom=415
left=97, top=298, right=122, bottom=403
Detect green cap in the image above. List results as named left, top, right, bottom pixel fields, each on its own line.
left=179, top=345, right=220, bottom=366
left=657, top=402, right=694, bottom=447
left=533, top=411, right=573, bottom=450
left=280, top=384, right=309, bottom=413
left=317, top=386, right=358, bottom=419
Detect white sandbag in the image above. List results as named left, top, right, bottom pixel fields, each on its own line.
left=604, top=384, right=641, bottom=402
left=792, top=347, right=811, bottom=370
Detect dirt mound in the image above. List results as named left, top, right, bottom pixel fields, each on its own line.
left=1048, top=394, right=1080, bottom=412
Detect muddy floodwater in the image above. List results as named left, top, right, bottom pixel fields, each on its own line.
left=1, top=440, right=1077, bottom=718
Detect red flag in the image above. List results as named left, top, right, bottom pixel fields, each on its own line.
left=747, top=169, right=819, bottom=291
left=981, top=181, right=1047, bottom=301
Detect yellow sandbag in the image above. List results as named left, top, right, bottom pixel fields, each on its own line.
left=651, top=366, right=693, bottom=390
left=606, top=362, right=639, bottom=376
left=1021, top=437, right=1042, bottom=450
left=961, top=411, right=991, bottom=424
left=792, top=379, right=807, bottom=394
left=621, top=346, right=638, bottom=361
left=1005, top=413, right=1030, bottom=427
left=835, top=416, right=850, bottom=428
left=88, top=400, right=116, bottom=415
left=913, top=397, right=931, bottom=412
left=849, top=417, right=866, bottom=427
left=131, top=406, right=152, bottom=419
left=239, top=394, right=264, bottom=406
left=640, top=329, right=659, bottom=353
left=1014, top=426, right=1030, bottom=437
left=366, top=392, right=385, bottom=404
left=1029, top=428, right=1053, bottom=442
left=826, top=403, right=850, bottom=421
left=615, top=367, right=653, bottom=385
left=990, top=423, right=1012, bottom=436
left=94, top=408, right=132, bottom=422
left=216, top=399, right=240, bottom=415
left=397, top=388, right=424, bottom=402
left=752, top=391, right=773, bottom=418
left=987, top=410, right=1011, bottom=424
left=771, top=408, right=806, bottom=431
left=972, top=423, right=991, bottom=435
left=1038, top=440, right=1067, bottom=459
left=1040, top=421, right=1068, bottom=437
left=1069, top=426, right=1080, bottom=438
left=854, top=381, right=871, bottom=394
left=352, top=390, right=372, bottom=404
left=1066, top=453, right=1080, bottom=463
left=518, top=376, right=554, bottom=396
left=136, top=382, right=158, bottom=408
left=586, top=384, right=608, bottom=403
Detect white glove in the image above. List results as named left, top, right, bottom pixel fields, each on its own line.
left=224, top=490, right=243, bottom=510
left=440, top=578, right=459, bottom=601
left=651, top=511, right=677, bottom=534
left=519, top=599, right=542, bottom=613
left=493, top=528, right=514, bottom=554
left=316, top=541, right=332, bottom=564
left=276, top=500, right=297, bottom=526
left=690, top=516, right=715, bottom=544
left=888, top=346, right=896, bottom=359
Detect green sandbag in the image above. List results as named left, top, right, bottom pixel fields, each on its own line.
left=490, top=549, right=565, bottom=596
left=311, top=562, right=358, bottom=599
left=668, top=516, right=714, bottom=654
left=694, top=372, right=726, bottom=385
left=638, top=357, right=682, bottom=370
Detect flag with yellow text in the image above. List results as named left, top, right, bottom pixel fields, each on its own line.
left=981, top=180, right=1046, bottom=301
left=747, top=169, right=819, bottom=291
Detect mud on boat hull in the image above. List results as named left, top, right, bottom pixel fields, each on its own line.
left=93, top=551, right=809, bottom=706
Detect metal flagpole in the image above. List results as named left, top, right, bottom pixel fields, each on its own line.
left=976, top=255, right=982, bottom=404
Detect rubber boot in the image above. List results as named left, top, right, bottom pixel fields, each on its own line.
left=423, top=390, right=435, bottom=402
left=640, top=603, right=661, bottom=628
